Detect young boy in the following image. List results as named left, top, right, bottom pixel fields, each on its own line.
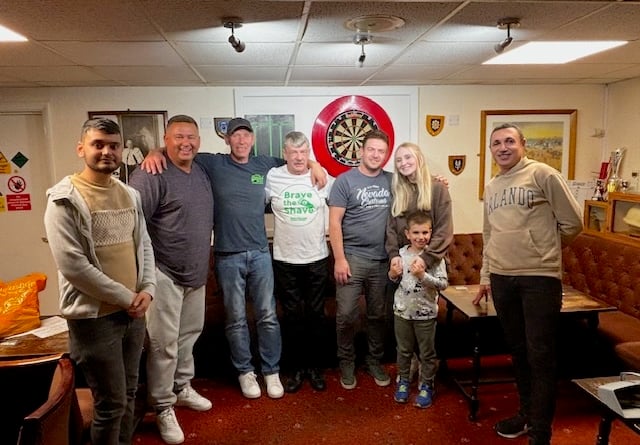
left=388, top=210, right=448, bottom=408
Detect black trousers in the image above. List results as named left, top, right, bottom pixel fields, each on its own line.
left=491, top=274, right=562, bottom=443
left=273, top=258, right=329, bottom=370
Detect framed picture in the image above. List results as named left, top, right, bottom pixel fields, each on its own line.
left=88, top=110, right=168, bottom=183
left=479, top=109, right=577, bottom=199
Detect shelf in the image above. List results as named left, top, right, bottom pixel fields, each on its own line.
left=582, top=193, right=640, bottom=246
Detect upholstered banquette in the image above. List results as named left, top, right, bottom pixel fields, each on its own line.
left=196, top=232, right=640, bottom=376
left=445, top=232, right=640, bottom=370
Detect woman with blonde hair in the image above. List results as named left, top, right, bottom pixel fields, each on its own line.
left=385, top=142, right=453, bottom=407
left=386, top=142, right=453, bottom=267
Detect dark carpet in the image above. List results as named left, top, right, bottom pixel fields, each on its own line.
left=132, top=358, right=638, bottom=445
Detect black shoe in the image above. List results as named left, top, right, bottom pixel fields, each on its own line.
left=495, top=414, right=530, bottom=439
left=284, top=370, right=304, bottom=393
left=308, top=368, right=326, bottom=391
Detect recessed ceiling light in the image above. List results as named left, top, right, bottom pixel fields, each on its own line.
left=484, top=41, right=627, bottom=64
left=0, top=24, right=27, bottom=42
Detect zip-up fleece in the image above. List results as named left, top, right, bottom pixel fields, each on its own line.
left=44, top=176, right=156, bottom=319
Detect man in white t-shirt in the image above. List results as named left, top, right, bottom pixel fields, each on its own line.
left=265, top=131, right=333, bottom=393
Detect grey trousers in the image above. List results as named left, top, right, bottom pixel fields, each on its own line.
left=146, top=268, right=205, bottom=410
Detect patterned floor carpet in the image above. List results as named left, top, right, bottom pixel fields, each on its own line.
left=132, top=359, right=639, bottom=445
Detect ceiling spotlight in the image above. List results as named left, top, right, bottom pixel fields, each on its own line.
left=354, top=32, right=372, bottom=68
left=494, top=18, right=520, bottom=54
left=223, top=19, right=245, bottom=53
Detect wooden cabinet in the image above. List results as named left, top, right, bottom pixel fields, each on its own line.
left=584, top=200, right=608, bottom=233
left=583, top=192, right=640, bottom=246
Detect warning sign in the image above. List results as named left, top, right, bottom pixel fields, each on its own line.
left=0, top=195, right=5, bottom=213
left=8, top=176, right=26, bottom=193
left=0, top=151, right=10, bottom=174
left=7, top=194, right=31, bottom=211
left=11, top=152, right=29, bottom=169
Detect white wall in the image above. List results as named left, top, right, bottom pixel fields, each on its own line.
left=1, top=83, right=622, bottom=314
left=0, top=83, right=608, bottom=235
left=604, top=78, right=640, bottom=187
left=0, top=87, right=237, bottom=182
left=417, top=85, right=605, bottom=232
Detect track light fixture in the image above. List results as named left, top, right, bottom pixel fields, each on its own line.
left=494, top=18, right=520, bottom=54
left=223, top=19, right=245, bottom=53
left=353, top=32, right=372, bottom=68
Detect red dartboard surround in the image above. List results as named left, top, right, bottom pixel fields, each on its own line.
left=311, top=95, right=395, bottom=177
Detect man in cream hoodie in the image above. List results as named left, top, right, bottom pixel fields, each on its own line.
left=474, top=123, right=582, bottom=445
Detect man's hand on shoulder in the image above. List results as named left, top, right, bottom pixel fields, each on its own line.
left=140, top=147, right=167, bottom=174
left=309, top=159, right=328, bottom=189
left=434, top=174, right=449, bottom=188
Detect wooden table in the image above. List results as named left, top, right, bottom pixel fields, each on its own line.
left=0, top=328, right=68, bottom=362
left=0, top=324, right=70, bottom=443
left=439, top=284, right=617, bottom=420
left=573, top=375, right=640, bottom=444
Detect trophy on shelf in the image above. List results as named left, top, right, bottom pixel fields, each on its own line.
left=606, top=147, right=626, bottom=198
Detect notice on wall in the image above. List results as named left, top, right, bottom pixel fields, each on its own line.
left=567, top=180, right=596, bottom=215
left=0, top=149, right=32, bottom=213
left=0, top=151, right=10, bottom=174
left=6, top=193, right=31, bottom=211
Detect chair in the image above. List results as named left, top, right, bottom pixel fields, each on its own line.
left=0, top=354, right=62, bottom=444
left=70, top=387, right=93, bottom=445
left=16, top=355, right=75, bottom=445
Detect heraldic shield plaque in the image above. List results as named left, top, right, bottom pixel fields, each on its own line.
left=448, top=155, right=466, bottom=176
left=426, top=115, right=444, bottom=136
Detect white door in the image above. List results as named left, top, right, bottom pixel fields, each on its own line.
left=0, top=112, right=59, bottom=315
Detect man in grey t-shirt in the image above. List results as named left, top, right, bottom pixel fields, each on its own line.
left=328, top=129, right=393, bottom=390
left=129, top=115, right=213, bottom=445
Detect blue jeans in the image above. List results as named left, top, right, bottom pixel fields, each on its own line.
left=215, top=248, right=281, bottom=375
left=68, top=311, right=145, bottom=445
left=335, top=253, right=388, bottom=365
left=490, top=274, right=562, bottom=444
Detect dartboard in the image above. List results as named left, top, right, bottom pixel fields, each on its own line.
left=327, top=110, right=378, bottom=167
left=312, top=95, right=395, bottom=177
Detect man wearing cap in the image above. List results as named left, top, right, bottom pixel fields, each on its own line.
left=142, top=117, right=326, bottom=400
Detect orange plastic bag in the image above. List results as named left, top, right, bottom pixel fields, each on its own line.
left=0, top=273, right=46, bottom=338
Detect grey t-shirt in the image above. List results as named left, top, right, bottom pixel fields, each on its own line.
left=195, top=153, right=283, bottom=253
left=129, top=156, right=214, bottom=287
left=328, top=168, right=392, bottom=260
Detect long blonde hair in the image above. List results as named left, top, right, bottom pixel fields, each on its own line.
left=391, top=142, right=432, bottom=217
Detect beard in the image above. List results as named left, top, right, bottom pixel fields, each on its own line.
left=89, top=159, right=120, bottom=175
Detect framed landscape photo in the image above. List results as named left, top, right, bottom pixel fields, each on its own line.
left=478, top=109, right=577, bottom=199
left=88, top=110, right=168, bottom=183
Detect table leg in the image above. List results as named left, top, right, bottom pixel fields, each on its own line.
left=596, top=411, right=612, bottom=445
left=468, top=322, right=480, bottom=421
left=439, top=299, right=455, bottom=375
left=586, top=313, right=600, bottom=330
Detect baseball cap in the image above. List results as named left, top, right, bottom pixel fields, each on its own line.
left=226, top=117, right=253, bottom=135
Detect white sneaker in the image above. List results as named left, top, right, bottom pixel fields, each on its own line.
left=238, top=371, right=261, bottom=399
left=264, top=373, right=284, bottom=399
left=175, top=384, right=212, bottom=411
left=156, top=408, right=184, bottom=444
